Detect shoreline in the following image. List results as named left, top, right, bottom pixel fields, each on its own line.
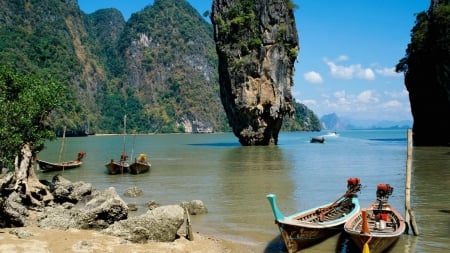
left=0, top=226, right=257, bottom=253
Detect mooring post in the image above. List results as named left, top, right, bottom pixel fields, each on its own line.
left=184, top=207, right=194, bottom=241
left=405, top=129, right=419, bottom=236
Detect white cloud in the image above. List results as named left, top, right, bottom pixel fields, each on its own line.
left=303, top=71, right=323, bottom=83
left=357, top=90, right=379, bottom=103
left=375, top=67, right=403, bottom=77
left=382, top=100, right=402, bottom=109
left=301, top=88, right=412, bottom=121
left=357, top=68, right=375, bottom=80
left=324, top=58, right=375, bottom=80
left=336, top=55, right=348, bottom=61
left=384, top=89, right=409, bottom=99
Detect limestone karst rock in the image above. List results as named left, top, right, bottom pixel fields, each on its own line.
left=397, top=0, right=450, bottom=146
left=211, top=0, right=299, bottom=145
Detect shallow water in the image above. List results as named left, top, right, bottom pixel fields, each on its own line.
left=36, top=130, right=450, bottom=252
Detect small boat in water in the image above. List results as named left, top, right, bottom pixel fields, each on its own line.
left=310, top=136, right=325, bottom=143
left=105, top=153, right=130, bottom=174
left=129, top=153, right=151, bottom=174
left=344, top=183, right=406, bottom=253
left=37, top=151, right=86, bottom=172
left=106, top=115, right=130, bottom=174
left=266, top=177, right=362, bottom=252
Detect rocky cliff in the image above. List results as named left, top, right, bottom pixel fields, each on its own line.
left=396, top=0, right=450, bottom=146
left=211, top=0, right=299, bottom=145
left=0, top=0, right=320, bottom=135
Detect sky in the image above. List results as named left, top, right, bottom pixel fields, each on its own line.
left=78, top=0, right=431, bottom=123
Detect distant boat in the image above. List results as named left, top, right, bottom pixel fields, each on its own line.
left=266, top=178, right=362, bottom=252
left=344, top=183, right=406, bottom=253
left=324, top=132, right=339, bottom=137
left=37, top=151, right=86, bottom=172
left=310, top=136, right=325, bottom=143
left=129, top=153, right=151, bottom=174
left=106, top=115, right=130, bottom=174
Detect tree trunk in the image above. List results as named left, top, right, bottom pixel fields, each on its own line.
left=14, top=142, right=53, bottom=207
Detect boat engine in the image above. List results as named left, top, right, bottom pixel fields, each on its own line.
left=347, top=177, right=361, bottom=192
left=376, top=183, right=393, bottom=200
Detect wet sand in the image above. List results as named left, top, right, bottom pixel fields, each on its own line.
left=0, top=226, right=256, bottom=253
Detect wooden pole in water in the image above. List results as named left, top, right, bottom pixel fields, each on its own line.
left=405, top=129, right=419, bottom=235
left=184, top=207, right=194, bottom=241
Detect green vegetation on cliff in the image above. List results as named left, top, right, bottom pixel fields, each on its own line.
left=0, top=0, right=320, bottom=134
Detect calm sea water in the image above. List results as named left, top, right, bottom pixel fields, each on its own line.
left=35, top=129, right=450, bottom=253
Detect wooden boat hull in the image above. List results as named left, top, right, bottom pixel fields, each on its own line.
left=105, top=161, right=130, bottom=174
left=267, top=194, right=360, bottom=253
left=344, top=202, right=406, bottom=253
left=37, top=160, right=82, bottom=172
left=37, top=151, right=86, bottom=172
left=277, top=220, right=343, bottom=252
left=347, top=232, right=400, bottom=253
left=129, top=161, right=151, bottom=174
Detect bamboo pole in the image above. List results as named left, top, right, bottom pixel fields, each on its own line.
left=58, top=126, right=67, bottom=174
left=405, top=129, right=419, bottom=235
left=184, top=207, right=194, bottom=241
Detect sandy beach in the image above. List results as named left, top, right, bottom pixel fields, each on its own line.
left=0, top=226, right=256, bottom=253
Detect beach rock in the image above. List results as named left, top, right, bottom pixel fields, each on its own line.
left=146, top=200, right=160, bottom=210
left=80, top=187, right=129, bottom=225
left=9, top=228, right=34, bottom=239
left=180, top=200, right=208, bottom=215
left=124, top=186, right=143, bottom=197
left=50, top=175, right=93, bottom=204
left=0, top=191, right=30, bottom=227
left=37, top=205, right=81, bottom=229
left=101, top=205, right=184, bottom=243
left=37, top=187, right=128, bottom=230
left=128, top=203, right=138, bottom=211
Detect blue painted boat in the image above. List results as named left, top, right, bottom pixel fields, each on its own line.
left=266, top=178, right=362, bottom=252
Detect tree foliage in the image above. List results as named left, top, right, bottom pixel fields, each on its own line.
left=282, top=100, right=321, bottom=131
left=0, top=65, right=64, bottom=169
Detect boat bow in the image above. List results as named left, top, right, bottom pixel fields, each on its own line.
left=266, top=194, right=285, bottom=222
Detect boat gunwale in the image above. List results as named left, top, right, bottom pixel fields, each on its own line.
left=279, top=197, right=360, bottom=228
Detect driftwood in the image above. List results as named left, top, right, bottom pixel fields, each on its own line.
left=13, top=142, right=53, bottom=207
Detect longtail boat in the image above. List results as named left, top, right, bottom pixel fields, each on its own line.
left=129, top=153, right=151, bottom=174
left=106, top=115, right=130, bottom=174
left=37, top=151, right=86, bottom=172
left=344, top=183, right=406, bottom=253
left=266, top=177, right=362, bottom=252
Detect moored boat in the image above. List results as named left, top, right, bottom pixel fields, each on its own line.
left=105, top=153, right=130, bottom=174
left=106, top=115, right=130, bottom=174
left=37, top=151, right=86, bottom=172
left=344, top=183, right=406, bottom=253
left=266, top=177, right=362, bottom=252
left=129, top=153, right=151, bottom=174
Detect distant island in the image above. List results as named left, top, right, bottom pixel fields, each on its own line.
left=320, top=113, right=412, bottom=131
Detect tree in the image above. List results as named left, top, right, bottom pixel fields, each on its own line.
left=0, top=65, right=64, bottom=207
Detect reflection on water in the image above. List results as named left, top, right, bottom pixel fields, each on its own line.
left=411, top=147, right=450, bottom=253
left=34, top=130, right=450, bottom=252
